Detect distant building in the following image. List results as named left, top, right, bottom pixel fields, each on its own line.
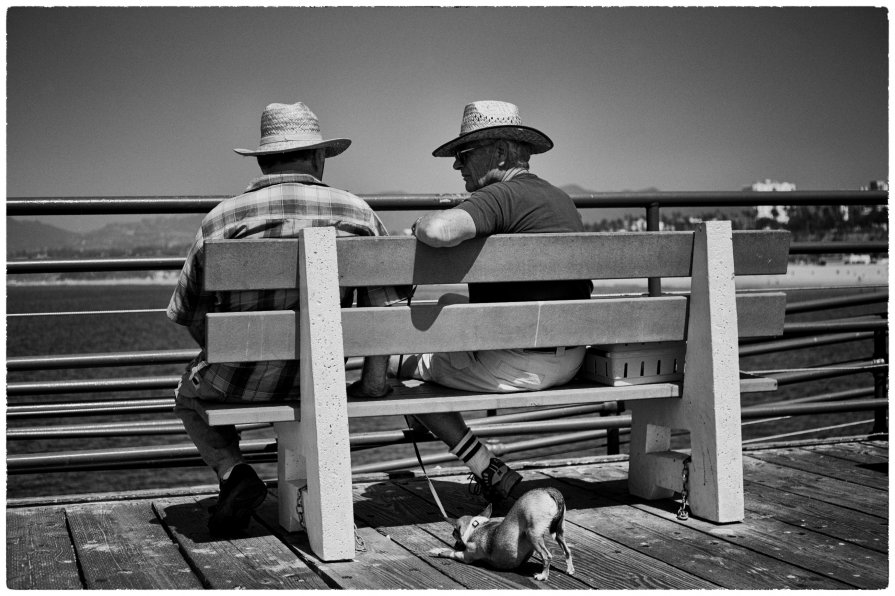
left=748, top=179, right=797, bottom=192
left=745, top=179, right=796, bottom=224
left=861, top=180, right=889, bottom=191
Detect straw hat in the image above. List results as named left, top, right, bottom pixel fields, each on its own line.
left=234, top=102, right=351, bottom=157
left=432, top=100, right=553, bottom=158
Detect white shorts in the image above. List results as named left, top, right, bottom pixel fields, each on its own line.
left=409, top=346, right=586, bottom=393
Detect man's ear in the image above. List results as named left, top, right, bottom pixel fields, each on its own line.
left=480, top=503, right=493, bottom=519
left=313, top=148, right=326, bottom=176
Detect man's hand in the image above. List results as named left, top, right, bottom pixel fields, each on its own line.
left=346, top=380, right=392, bottom=399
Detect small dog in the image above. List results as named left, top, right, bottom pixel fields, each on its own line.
left=428, top=487, right=574, bottom=581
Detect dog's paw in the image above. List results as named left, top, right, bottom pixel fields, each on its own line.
left=567, top=561, right=575, bottom=575
left=428, top=547, right=449, bottom=557
left=533, top=571, right=549, bottom=582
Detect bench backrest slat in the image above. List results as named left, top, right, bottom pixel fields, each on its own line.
left=204, top=231, right=790, bottom=290
left=205, top=292, right=786, bottom=362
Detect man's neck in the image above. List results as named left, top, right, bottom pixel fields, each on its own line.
left=496, top=167, right=529, bottom=182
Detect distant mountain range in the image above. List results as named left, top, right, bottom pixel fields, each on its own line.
left=7, top=215, right=204, bottom=256
left=7, top=186, right=753, bottom=256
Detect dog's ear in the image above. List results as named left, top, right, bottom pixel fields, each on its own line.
left=479, top=503, right=493, bottom=519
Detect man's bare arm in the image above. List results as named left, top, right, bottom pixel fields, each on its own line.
left=414, top=208, right=477, bottom=247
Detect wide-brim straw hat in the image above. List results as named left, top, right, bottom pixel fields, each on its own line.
left=234, top=102, right=351, bottom=157
left=432, top=100, right=553, bottom=158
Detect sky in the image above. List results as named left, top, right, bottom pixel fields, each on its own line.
left=4, top=4, right=890, bottom=232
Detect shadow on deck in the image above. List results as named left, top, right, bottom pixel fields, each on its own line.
left=7, top=437, right=888, bottom=590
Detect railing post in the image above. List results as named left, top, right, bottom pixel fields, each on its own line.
left=646, top=203, right=661, bottom=297
left=872, top=320, right=888, bottom=434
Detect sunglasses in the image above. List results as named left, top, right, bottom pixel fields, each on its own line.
left=453, top=143, right=493, bottom=165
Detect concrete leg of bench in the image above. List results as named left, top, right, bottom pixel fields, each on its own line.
left=294, top=227, right=355, bottom=561
left=628, top=221, right=745, bottom=523
left=274, top=420, right=306, bottom=533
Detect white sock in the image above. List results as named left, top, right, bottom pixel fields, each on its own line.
left=450, top=430, right=494, bottom=477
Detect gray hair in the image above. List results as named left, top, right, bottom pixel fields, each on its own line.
left=502, top=140, right=532, bottom=169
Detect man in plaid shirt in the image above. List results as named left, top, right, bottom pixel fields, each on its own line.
left=169, top=102, right=403, bottom=536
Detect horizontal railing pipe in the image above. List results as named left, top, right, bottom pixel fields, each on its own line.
left=789, top=242, right=889, bottom=255
left=739, top=332, right=875, bottom=357
left=7, top=421, right=268, bottom=440
left=7, top=376, right=180, bottom=396
left=8, top=349, right=199, bottom=371
left=8, top=391, right=885, bottom=473
left=767, top=359, right=887, bottom=385
left=782, top=319, right=888, bottom=335
left=784, top=290, right=889, bottom=314
left=9, top=243, right=889, bottom=275
left=741, top=398, right=887, bottom=419
left=7, top=398, right=175, bottom=418
left=7, top=190, right=888, bottom=216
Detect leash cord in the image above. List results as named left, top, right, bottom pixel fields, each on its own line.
left=411, top=437, right=451, bottom=522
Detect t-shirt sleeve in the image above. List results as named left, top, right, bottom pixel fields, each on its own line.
left=456, top=187, right=507, bottom=236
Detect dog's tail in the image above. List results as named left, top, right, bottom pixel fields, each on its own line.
left=543, top=487, right=566, bottom=535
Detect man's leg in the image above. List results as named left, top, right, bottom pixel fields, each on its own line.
left=173, top=369, right=267, bottom=535
left=399, top=351, right=524, bottom=504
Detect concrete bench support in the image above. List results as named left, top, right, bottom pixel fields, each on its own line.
left=628, top=221, right=745, bottom=522
left=277, top=227, right=355, bottom=560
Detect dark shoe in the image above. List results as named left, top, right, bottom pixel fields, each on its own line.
left=468, top=458, right=523, bottom=504
left=208, top=464, right=268, bottom=536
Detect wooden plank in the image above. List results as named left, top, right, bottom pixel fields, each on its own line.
left=65, top=501, right=203, bottom=589
left=153, top=496, right=329, bottom=589
left=252, top=491, right=462, bottom=589
left=351, top=478, right=586, bottom=589
left=207, top=296, right=688, bottom=361
left=538, top=463, right=852, bottom=589
left=199, top=381, right=681, bottom=426
left=742, top=456, right=888, bottom=518
left=346, top=380, right=681, bottom=418
left=744, top=480, right=888, bottom=553
left=394, top=470, right=719, bottom=589
left=748, top=447, right=888, bottom=490
left=205, top=238, right=299, bottom=291
left=807, top=442, right=889, bottom=466
left=6, top=507, right=82, bottom=589
left=735, top=292, right=787, bottom=338
left=595, top=467, right=888, bottom=589
left=206, top=293, right=783, bottom=362
left=198, top=374, right=774, bottom=427
left=204, top=230, right=790, bottom=290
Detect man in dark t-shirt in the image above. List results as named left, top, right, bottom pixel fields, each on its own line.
left=402, top=101, right=592, bottom=504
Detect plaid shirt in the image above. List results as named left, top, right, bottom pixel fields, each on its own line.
left=168, top=172, right=405, bottom=401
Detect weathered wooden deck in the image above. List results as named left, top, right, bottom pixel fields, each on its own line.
left=7, top=437, right=888, bottom=590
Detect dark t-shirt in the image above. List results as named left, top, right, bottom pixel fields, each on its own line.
left=456, top=173, right=594, bottom=303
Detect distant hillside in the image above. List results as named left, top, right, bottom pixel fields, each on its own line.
left=7, top=215, right=204, bottom=257
left=7, top=219, right=82, bottom=253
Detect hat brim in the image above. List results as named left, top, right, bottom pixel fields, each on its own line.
left=234, top=138, right=351, bottom=158
left=432, top=125, right=553, bottom=158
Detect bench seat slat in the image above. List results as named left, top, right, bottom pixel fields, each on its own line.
left=204, top=231, right=790, bottom=290
left=198, top=375, right=777, bottom=426
left=205, top=293, right=786, bottom=362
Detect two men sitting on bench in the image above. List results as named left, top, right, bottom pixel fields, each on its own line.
left=169, top=100, right=590, bottom=535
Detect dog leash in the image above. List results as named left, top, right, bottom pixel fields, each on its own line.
left=410, top=436, right=452, bottom=523
left=398, top=283, right=453, bottom=524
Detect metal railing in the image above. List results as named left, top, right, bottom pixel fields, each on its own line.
left=6, top=191, right=888, bottom=480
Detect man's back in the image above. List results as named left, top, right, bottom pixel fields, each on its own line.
left=168, top=172, right=390, bottom=401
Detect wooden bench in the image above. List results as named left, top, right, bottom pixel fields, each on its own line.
left=198, top=221, right=790, bottom=561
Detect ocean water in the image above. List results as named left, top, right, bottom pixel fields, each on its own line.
left=6, top=284, right=884, bottom=499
